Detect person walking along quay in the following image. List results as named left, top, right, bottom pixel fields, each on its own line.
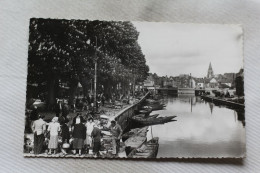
left=32, top=114, right=46, bottom=154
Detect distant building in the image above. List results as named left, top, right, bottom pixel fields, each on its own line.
left=208, top=78, right=218, bottom=88
left=218, top=78, right=233, bottom=87
left=194, top=78, right=205, bottom=89
left=174, top=74, right=196, bottom=88
left=163, top=77, right=177, bottom=88
left=178, top=74, right=190, bottom=88
left=143, top=75, right=155, bottom=87
left=214, top=73, right=235, bottom=88
left=143, top=74, right=156, bottom=90
left=214, top=74, right=223, bottom=79
left=204, top=62, right=234, bottom=89
left=179, top=74, right=189, bottom=78
left=189, top=78, right=196, bottom=88
left=224, top=73, right=236, bottom=80
left=207, top=62, right=214, bottom=78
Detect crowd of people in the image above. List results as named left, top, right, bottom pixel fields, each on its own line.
left=29, top=111, right=123, bottom=157
left=55, top=93, right=105, bottom=116
left=24, top=91, right=148, bottom=157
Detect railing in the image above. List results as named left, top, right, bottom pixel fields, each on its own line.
left=113, top=92, right=150, bottom=131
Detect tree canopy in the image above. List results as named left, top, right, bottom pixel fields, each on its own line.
left=235, top=69, right=244, bottom=97
left=27, top=18, right=149, bottom=107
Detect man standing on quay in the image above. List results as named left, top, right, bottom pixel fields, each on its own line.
left=109, top=120, right=123, bottom=156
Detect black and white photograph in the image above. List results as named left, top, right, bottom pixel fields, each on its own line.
left=23, top=18, right=245, bottom=159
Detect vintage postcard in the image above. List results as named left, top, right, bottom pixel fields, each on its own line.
left=24, top=19, right=245, bottom=159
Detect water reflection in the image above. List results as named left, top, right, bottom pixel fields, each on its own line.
left=147, top=95, right=246, bottom=158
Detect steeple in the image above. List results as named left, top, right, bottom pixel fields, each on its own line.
left=207, top=62, right=214, bottom=78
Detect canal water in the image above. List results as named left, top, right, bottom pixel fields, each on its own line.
left=146, top=95, right=246, bottom=158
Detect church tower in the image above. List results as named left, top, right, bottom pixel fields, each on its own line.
left=207, top=62, right=214, bottom=78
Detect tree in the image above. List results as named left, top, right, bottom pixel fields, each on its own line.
left=27, top=19, right=149, bottom=109
left=235, top=69, right=244, bottom=97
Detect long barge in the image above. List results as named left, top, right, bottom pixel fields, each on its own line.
left=201, top=95, right=245, bottom=109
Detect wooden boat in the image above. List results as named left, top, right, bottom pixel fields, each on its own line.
left=122, top=128, right=141, bottom=141
left=144, top=100, right=162, bottom=105
left=124, top=126, right=149, bottom=148
left=128, top=137, right=159, bottom=158
left=122, top=114, right=158, bottom=141
left=143, top=104, right=166, bottom=111
left=134, top=114, right=159, bottom=119
left=145, top=99, right=159, bottom=104
left=131, top=115, right=177, bottom=126
left=135, top=108, right=152, bottom=116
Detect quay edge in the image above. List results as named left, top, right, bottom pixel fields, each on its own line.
left=111, top=92, right=151, bottom=132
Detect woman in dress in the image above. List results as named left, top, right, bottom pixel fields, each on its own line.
left=85, top=117, right=95, bottom=152
left=47, top=117, right=60, bottom=155
left=72, top=115, right=86, bottom=156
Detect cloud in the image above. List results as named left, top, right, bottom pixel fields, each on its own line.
left=133, top=22, right=243, bottom=77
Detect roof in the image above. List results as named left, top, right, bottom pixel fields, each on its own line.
left=204, top=77, right=214, bottom=83
left=224, top=73, right=235, bottom=79
left=210, top=78, right=218, bottom=83
left=193, top=78, right=204, bottom=83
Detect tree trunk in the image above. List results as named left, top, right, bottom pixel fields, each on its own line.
left=104, top=81, right=112, bottom=100
left=103, top=81, right=109, bottom=99
left=46, top=78, right=57, bottom=110
left=68, top=79, right=78, bottom=105
left=79, top=77, right=88, bottom=97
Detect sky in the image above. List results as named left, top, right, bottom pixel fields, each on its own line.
left=132, top=22, right=243, bottom=78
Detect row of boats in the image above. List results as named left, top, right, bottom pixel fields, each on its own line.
left=123, top=97, right=177, bottom=158
left=131, top=99, right=176, bottom=127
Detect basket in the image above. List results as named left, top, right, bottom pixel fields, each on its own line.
left=62, top=143, right=70, bottom=149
